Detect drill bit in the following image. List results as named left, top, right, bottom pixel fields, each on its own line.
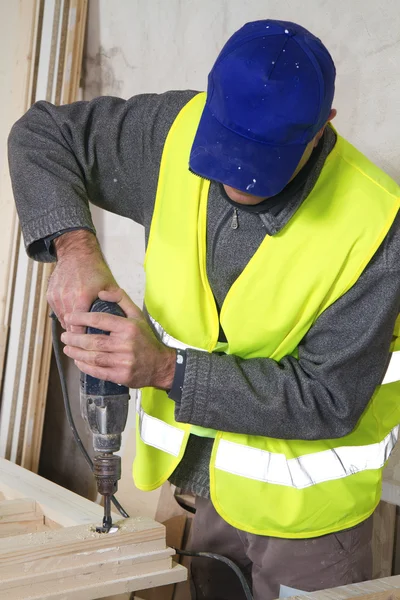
left=96, top=494, right=112, bottom=533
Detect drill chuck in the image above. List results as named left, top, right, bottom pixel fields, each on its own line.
left=93, top=453, right=121, bottom=497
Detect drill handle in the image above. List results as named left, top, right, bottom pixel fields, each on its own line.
left=80, top=299, right=130, bottom=396
left=86, top=298, right=126, bottom=335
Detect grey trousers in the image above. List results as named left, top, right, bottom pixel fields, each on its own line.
left=189, top=497, right=373, bottom=600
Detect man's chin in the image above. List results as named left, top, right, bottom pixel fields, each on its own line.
left=223, top=185, right=268, bottom=205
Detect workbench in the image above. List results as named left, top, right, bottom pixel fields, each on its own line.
left=0, top=458, right=186, bottom=600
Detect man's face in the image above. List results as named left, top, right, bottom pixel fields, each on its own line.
left=223, top=110, right=336, bottom=205
left=223, top=138, right=315, bottom=205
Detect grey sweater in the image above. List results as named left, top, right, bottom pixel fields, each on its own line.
left=8, top=91, right=400, bottom=498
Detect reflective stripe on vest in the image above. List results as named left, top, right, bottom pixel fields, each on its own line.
left=150, top=314, right=400, bottom=387
left=136, top=393, right=399, bottom=488
left=136, top=392, right=184, bottom=456
left=142, top=316, right=400, bottom=487
left=149, top=315, right=205, bottom=352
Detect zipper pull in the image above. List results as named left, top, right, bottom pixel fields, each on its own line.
left=231, top=208, right=239, bottom=230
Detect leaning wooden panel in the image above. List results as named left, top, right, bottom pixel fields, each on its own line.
left=21, top=0, right=89, bottom=474
left=0, top=0, right=41, bottom=387
left=0, top=0, right=42, bottom=455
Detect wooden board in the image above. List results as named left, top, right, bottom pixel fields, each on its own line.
left=0, top=0, right=89, bottom=478
left=282, top=575, right=400, bottom=600
left=0, top=517, right=165, bottom=564
left=0, top=517, right=186, bottom=600
left=0, top=456, right=104, bottom=526
left=0, top=0, right=42, bottom=456
left=0, top=498, right=41, bottom=523
left=0, top=0, right=41, bottom=386
left=0, top=460, right=187, bottom=599
left=382, top=442, right=400, bottom=506
left=372, top=502, right=396, bottom=579
left=137, top=515, right=187, bottom=600
left=0, top=497, right=47, bottom=537
left=19, top=0, right=89, bottom=474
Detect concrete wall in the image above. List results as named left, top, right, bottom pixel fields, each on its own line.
left=79, top=0, right=400, bottom=517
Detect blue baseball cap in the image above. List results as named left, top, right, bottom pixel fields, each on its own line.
left=189, top=20, right=336, bottom=197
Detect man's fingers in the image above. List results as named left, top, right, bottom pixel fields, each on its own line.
left=61, top=332, right=128, bottom=352
left=69, top=304, right=94, bottom=334
left=64, top=311, right=129, bottom=333
left=74, top=360, right=124, bottom=386
left=63, top=345, right=129, bottom=366
left=98, top=289, right=142, bottom=320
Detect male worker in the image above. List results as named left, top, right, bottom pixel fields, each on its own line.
left=8, top=18, right=400, bottom=600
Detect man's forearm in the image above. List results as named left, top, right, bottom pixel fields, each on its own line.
left=47, top=229, right=119, bottom=329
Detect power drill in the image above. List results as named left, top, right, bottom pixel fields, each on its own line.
left=80, top=299, right=130, bottom=533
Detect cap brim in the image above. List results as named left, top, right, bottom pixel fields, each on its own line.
left=189, top=104, right=307, bottom=198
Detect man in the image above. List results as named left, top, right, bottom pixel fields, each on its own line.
left=8, top=18, right=400, bottom=600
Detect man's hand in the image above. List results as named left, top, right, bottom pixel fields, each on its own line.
left=47, top=230, right=120, bottom=332
left=61, top=289, right=176, bottom=390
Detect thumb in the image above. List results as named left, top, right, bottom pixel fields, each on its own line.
left=98, top=289, right=142, bottom=319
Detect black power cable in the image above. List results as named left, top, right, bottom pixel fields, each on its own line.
left=51, top=312, right=254, bottom=599
left=175, top=549, right=253, bottom=600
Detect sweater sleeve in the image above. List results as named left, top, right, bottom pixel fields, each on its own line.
left=8, top=90, right=197, bottom=262
left=175, top=212, right=400, bottom=440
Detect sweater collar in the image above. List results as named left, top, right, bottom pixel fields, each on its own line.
left=217, top=125, right=337, bottom=235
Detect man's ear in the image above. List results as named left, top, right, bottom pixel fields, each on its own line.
left=313, top=108, right=337, bottom=147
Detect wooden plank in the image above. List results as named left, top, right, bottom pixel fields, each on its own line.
left=6, top=563, right=187, bottom=600
left=0, top=498, right=46, bottom=537
left=19, top=0, right=88, bottom=474
left=0, top=521, right=49, bottom=538
left=0, top=457, right=104, bottom=526
left=61, top=0, right=88, bottom=104
left=13, top=0, right=65, bottom=470
left=0, top=461, right=187, bottom=598
left=43, top=517, right=63, bottom=530
left=281, top=575, right=400, bottom=600
left=284, top=591, right=400, bottom=600
left=17, top=0, right=67, bottom=472
left=373, top=501, right=396, bottom=578
left=0, top=498, right=42, bottom=523
left=137, top=515, right=187, bottom=600
left=0, top=246, right=34, bottom=459
left=0, top=547, right=173, bottom=592
left=0, top=0, right=41, bottom=387
left=0, top=517, right=164, bottom=564
left=0, top=539, right=167, bottom=582
left=8, top=252, right=39, bottom=462
left=0, top=0, right=88, bottom=475
left=383, top=442, right=400, bottom=506
left=172, top=516, right=193, bottom=600
left=20, top=290, right=54, bottom=471
left=0, top=516, right=186, bottom=600
left=0, top=0, right=48, bottom=461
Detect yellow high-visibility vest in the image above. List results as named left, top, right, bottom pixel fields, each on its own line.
left=133, top=92, right=400, bottom=538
